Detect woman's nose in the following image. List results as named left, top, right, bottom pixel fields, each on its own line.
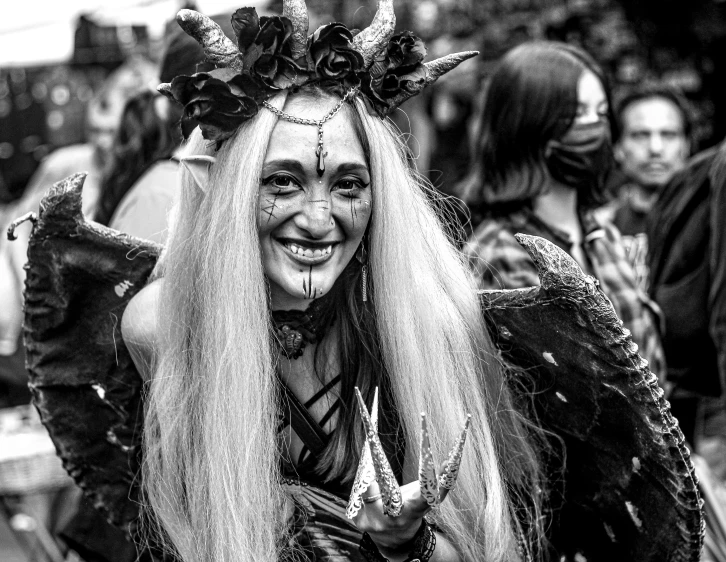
left=295, top=195, right=335, bottom=238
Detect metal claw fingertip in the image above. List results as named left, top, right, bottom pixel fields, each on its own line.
left=419, top=411, right=440, bottom=507
left=371, top=387, right=379, bottom=428
left=438, top=413, right=472, bottom=492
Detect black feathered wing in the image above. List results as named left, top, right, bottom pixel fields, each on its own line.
left=480, top=234, right=703, bottom=562
left=21, top=172, right=160, bottom=533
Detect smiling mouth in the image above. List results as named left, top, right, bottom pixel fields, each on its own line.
left=278, top=239, right=336, bottom=263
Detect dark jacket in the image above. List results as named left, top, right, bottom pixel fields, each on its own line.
left=648, top=143, right=726, bottom=397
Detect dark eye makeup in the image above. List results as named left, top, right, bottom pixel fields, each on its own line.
left=334, top=177, right=370, bottom=193
left=260, top=174, right=370, bottom=195
left=261, top=174, right=301, bottom=191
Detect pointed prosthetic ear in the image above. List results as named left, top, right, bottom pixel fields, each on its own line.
left=180, top=155, right=216, bottom=194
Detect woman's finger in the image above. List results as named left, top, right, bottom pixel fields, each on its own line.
left=355, top=388, right=403, bottom=517
left=346, top=389, right=380, bottom=519
left=362, top=479, right=382, bottom=504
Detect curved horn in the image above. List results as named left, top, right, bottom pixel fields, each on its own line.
left=383, top=51, right=478, bottom=115
left=157, top=83, right=172, bottom=98
left=176, top=9, right=242, bottom=71
left=514, top=233, right=593, bottom=293
left=352, top=0, right=396, bottom=68
left=283, top=0, right=309, bottom=60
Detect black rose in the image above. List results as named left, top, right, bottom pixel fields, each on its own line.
left=240, top=16, right=299, bottom=89
left=168, top=69, right=266, bottom=143
left=231, top=7, right=260, bottom=51
left=382, top=31, right=427, bottom=76
left=362, top=31, right=427, bottom=115
left=308, top=23, right=364, bottom=87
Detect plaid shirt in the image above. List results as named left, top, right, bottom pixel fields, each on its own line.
left=464, top=207, right=666, bottom=382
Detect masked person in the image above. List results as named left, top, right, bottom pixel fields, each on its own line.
left=461, top=41, right=665, bottom=385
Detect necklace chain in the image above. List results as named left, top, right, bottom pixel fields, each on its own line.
left=262, top=88, right=358, bottom=127
left=262, top=88, right=358, bottom=176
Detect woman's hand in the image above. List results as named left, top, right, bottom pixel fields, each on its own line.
left=353, top=479, right=429, bottom=554
left=347, top=388, right=470, bottom=561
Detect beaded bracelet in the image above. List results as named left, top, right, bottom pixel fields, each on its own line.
left=359, top=519, right=437, bottom=562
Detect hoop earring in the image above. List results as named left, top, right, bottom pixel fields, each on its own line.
left=356, top=242, right=368, bottom=303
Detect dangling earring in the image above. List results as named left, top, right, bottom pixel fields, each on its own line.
left=356, top=242, right=368, bottom=303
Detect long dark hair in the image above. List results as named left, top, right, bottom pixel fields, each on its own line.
left=462, top=41, right=614, bottom=215
left=94, top=91, right=182, bottom=226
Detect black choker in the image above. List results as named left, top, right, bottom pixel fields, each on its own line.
left=272, top=295, right=336, bottom=359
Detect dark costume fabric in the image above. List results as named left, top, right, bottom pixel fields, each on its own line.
left=13, top=173, right=704, bottom=561
left=647, top=143, right=726, bottom=401
left=464, top=206, right=666, bottom=384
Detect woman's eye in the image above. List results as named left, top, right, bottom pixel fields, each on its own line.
left=335, top=178, right=368, bottom=193
left=262, top=174, right=299, bottom=190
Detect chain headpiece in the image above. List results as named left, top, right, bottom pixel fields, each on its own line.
left=158, top=0, right=478, bottom=148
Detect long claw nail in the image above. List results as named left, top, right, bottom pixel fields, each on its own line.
left=419, top=413, right=440, bottom=507
left=438, top=414, right=471, bottom=492
left=346, top=388, right=379, bottom=519
left=355, top=388, right=403, bottom=517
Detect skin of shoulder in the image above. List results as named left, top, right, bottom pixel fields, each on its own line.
left=121, top=278, right=163, bottom=382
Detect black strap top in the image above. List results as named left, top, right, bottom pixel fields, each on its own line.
left=278, top=376, right=404, bottom=499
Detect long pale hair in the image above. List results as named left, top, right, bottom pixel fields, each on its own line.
left=142, top=88, right=544, bottom=561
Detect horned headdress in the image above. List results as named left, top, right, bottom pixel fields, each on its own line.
left=159, top=0, right=478, bottom=145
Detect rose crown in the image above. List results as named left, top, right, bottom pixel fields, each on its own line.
left=158, top=0, right=478, bottom=145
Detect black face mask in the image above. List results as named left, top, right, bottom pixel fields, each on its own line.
left=545, top=120, right=614, bottom=191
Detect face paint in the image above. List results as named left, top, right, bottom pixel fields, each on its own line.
left=258, top=95, right=372, bottom=310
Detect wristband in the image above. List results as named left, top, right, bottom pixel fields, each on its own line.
left=359, top=518, right=437, bottom=562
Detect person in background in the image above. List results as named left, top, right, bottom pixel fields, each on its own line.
left=95, top=91, right=183, bottom=244
left=648, top=140, right=726, bottom=467
left=460, top=40, right=665, bottom=386
left=95, top=14, right=235, bottom=245
left=599, top=84, right=691, bottom=291
left=612, top=84, right=691, bottom=235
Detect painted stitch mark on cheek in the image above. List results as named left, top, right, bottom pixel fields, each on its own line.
left=262, top=189, right=282, bottom=223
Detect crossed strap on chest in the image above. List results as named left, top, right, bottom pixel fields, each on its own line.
left=279, top=374, right=342, bottom=461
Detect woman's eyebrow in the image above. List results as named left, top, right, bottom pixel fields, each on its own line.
left=261, top=159, right=307, bottom=176
left=333, top=162, right=370, bottom=175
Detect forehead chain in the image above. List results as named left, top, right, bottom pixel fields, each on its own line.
left=262, top=88, right=358, bottom=177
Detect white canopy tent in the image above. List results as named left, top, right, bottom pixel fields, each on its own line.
left=1, top=0, right=269, bottom=67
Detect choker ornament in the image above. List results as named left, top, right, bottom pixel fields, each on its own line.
left=272, top=294, right=336, bottom=359
left=158, top=0, right=478, bottom=148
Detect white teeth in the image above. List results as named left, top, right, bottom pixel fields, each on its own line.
left=285, top=242, right=334, bottom=258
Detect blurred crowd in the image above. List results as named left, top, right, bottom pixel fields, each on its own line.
left=3, top=0, right=726, bottom=561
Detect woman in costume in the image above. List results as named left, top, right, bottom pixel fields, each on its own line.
left=460, top=41, right=666, bottom=384
left=121, top=3, right=544, bottom=562
left=9, top=7, right=704, bottom=559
